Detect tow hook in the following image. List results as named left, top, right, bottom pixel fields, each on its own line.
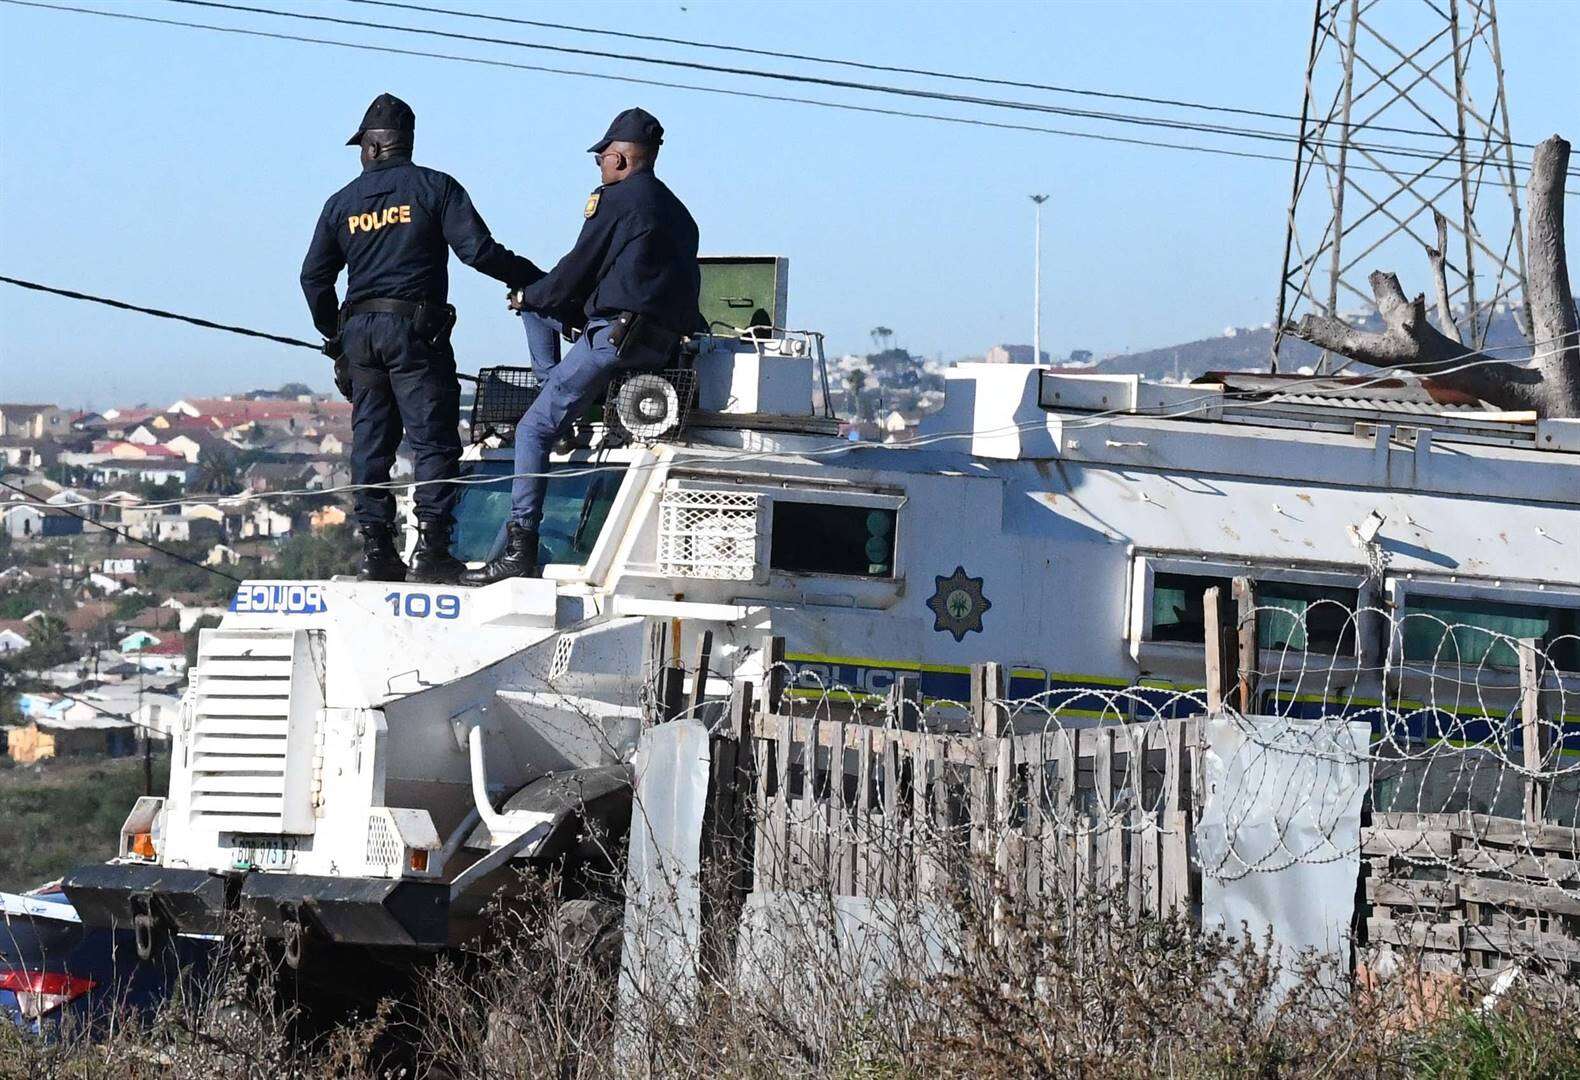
left=282, top=904, right=308, bottom=970
left=131, top=894, right=163, bottom=961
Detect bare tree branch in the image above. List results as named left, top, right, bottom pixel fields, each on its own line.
left=1285, top=135, right=1580, bottom=418
left=1427, top=210, right=1461, bottom=346
left=1287, top=272, right=1544, bottom=410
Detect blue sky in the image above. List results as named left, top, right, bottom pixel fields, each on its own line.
left=3, top=0, right=1578, bottom=409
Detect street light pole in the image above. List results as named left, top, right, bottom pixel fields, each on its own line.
left=1030, top=194, right=1049, bottom=364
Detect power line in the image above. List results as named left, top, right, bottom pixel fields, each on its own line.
left=0, top=478, right=244, bottom=585
left=351, top=0, right=1550, bottom=154
left=0, top=275, right=320, bottom=350
left=8, top=0, right=1573, bottom=192
left=0, top=1, right=1306, bottom=168
left=163, top=0, right=1564, bottom=178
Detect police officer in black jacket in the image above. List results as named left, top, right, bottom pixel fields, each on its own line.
left=300, top=93, right=542, bottom=584
left=461, top=107, right=701, bottom=586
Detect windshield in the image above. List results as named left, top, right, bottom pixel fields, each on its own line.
left=451, top=459, right=619, bottom=566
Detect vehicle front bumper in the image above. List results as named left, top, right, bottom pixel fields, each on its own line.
left=62, top=864, right=449, bottom=949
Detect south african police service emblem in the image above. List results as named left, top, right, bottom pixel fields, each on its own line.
left=927, top=565, right=991, bottom=642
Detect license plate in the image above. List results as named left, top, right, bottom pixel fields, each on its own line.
left=231, top=835, right=298, bottom=871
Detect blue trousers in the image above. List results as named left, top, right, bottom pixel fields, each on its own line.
left=511, top=311, right=620, bottom=529
left=344, top=311, right=461, bottom=530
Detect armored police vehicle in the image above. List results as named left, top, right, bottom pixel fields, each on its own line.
left=65, top=257, right=1580, bottom=972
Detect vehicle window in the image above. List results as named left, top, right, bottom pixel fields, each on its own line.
left=770, top=502, right=896, bottom=578
left=1149, top=572, right=1233, bottom=643
left=1257, top=581, right=1359, bottom=653
left=1149, top=572, right=1357, bottom=653
left=451, top=460, right=618, bottom=566
left=1401, top=594, right=1579, bottom=671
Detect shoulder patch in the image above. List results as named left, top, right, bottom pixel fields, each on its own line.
left=583, top=191, right=601, bottom=219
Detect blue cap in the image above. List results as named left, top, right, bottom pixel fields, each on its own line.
left=588, top=107, right=664, bottom=153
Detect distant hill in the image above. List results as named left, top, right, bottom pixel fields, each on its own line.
left=1094, top=305, right=1530, bottom=382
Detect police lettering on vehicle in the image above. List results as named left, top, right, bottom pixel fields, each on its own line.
left=229, top=584, right=329, bottom=614
left=347, top=204, right=413, bottom=235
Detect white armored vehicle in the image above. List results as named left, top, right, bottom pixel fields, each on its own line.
left=66, top=257, right=1580, bottom=965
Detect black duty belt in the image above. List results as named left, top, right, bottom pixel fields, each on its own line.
left=344, top=298, right=423, bottom=318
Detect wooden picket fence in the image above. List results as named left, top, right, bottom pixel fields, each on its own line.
left=744, top=714, right=1200, bottom=915
left=697, top=658, right=1201, bottom=922
left=684, top=621, right=1577, bottom=980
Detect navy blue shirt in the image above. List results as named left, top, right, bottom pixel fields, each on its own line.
left=300, top=157, right=542, bottom=339
left=519, top=170, right=701, bottom=333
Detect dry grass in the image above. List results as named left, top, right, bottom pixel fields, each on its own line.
left=4, top=862, right=1578, bottom=1078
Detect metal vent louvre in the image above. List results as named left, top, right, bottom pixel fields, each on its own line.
left=657, top=485, right=762, bottom=580
left=189, top=628, right=322, bottom=835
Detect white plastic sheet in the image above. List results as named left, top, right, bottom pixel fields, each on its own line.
left=618, top=719, right=710, bottom=1019
left=1196, top=713, right=1370, bottom=1001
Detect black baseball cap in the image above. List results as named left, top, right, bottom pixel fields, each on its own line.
left=588, top=107, right=664, bottom=153
left=347, top=93, right=415, bottom=146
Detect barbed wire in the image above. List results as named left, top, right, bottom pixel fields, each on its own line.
left=684, top=602, right=1577, bottom=916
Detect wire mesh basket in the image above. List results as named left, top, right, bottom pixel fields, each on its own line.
left=470, top=366, right=541, bottom=442
left=604, top=368, right=698, bottom=443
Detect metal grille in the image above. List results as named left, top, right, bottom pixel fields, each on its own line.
left=658, top=486, right=761, bottom=580
left=189, top=629, right=320, bottom=835
left=548, top=633, right=575, bottom=682
left=605, top=369, right=697, bottom=443
left=470, top=366, right=541, bottom=441
left=365, top=813, right=402, bottom=873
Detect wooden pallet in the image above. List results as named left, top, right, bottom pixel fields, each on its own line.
left=1363, top=812, right=1580, bottom=974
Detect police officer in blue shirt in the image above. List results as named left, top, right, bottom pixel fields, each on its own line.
left=300, top=93, right=542, bottom=584
left=462, top=108, right=701, bottom=586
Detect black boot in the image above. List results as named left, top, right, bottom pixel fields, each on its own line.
left=358, top=526, right=408, bottom=582
left=409, top=520, right=466, bottom=585
left=459, top=522, right=539, bottom=586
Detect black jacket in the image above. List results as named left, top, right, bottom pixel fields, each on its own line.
left=300, top=157, right=541, bottom=339
left=519, top=170, right=701, bottom=333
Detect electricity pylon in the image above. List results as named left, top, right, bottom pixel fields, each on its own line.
left=1272, top=0, right=1529, bottom=372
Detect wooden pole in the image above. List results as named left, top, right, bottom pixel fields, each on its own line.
left=970, top=662, right=1007, bottom=736
left=1203, top=586, right=1234, bottom=713
left=1233, top=576, right=1259, bottom=714
left=658, top=667, right=686, bottom=723
left=731, top=679, right=755, bottom=743
left=689, top=630, right=714, bottom=717
left=761, top=635, right=787, bottom=716
left=890, top=674, right=921, bottom=731
left=1520, top=638, right=1550, bottom=824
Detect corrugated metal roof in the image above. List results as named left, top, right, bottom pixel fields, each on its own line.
left=1197, top=371, right=1484, bottom=408
left=1265, top=394, right=1462, bottom=415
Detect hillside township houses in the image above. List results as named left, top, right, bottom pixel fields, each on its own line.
left=0, top=481, right=86, bottom=539
left=18, top=393, right=352, bottom=498
left=1, top=389, right=363, bottom=766
left=7, top=711, right=138, bottom=763
left=0, top=403, right=71, bottom=440
left=0, top=620, right=32, bottom=653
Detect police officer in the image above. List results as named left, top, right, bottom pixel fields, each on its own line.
left=300, top=93, right=542, bottom=584
left=461, top=108, right=701, bottom=586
